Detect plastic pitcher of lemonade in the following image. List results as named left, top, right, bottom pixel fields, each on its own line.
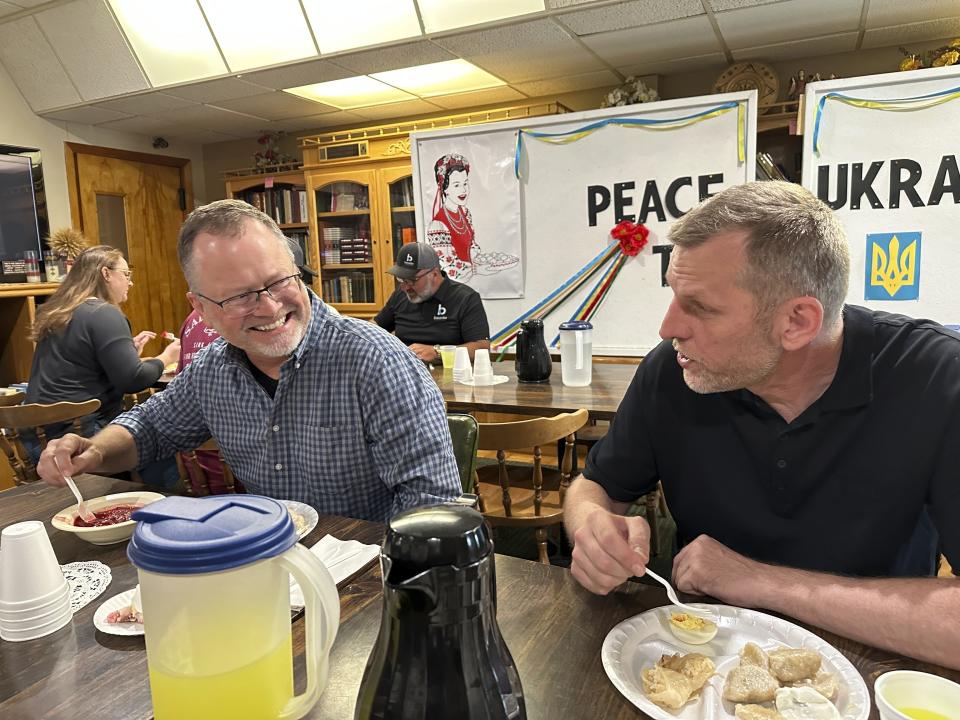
left=128, top=495, right=339, bottom=720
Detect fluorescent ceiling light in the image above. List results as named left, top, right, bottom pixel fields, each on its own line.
left=372, top=60, right=503, bottom=97
left=199, top=0, right=317, bottom=72
left=285, top=76, right=417, bottom=109
left=301, top=0, right=422, bottom=54
left=108, top=0, right=226, bottom=86
left=417, top=0, right=544, bottom=33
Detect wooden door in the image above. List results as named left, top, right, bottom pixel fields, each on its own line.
left=66, top=144, right=192, bottom=355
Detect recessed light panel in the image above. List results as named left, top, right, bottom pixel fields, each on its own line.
left=417, top=0, right=544, bottom=33
left=284, top=76, right=417, bottom=109
left=302, top=0, right=422, bottom=54
left=199, top=0, right=317, bottom=72
left=372, top=59, right=503, bottom=97
left=108, top=0, right=227, bottom=86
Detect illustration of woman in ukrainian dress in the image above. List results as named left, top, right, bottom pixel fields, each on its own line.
left=425, top=153, right=518, bottom=283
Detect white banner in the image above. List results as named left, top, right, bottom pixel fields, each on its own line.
left=414, top=129, right=522, bottom=298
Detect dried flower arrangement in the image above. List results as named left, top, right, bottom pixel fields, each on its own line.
left=46, top=227, right=90, bottom=259
left=601, top=77, right=660, bottom=108
left=898, top=39, right=960, bottom=71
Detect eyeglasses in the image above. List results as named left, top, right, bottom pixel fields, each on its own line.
left=399, top=270, right=431, bottom=287
left=196, top=274, right=302, bottom=318
left=111, top=267, right=132, bottom=280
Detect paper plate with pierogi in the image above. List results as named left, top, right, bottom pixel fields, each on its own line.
left=601, top=604, right=870, bottom=720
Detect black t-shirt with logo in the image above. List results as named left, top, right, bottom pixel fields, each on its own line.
left=375, top=274, right=490, bottom=347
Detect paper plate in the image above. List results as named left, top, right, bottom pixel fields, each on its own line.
left=280, top=499, right=319, bottom=539
left=93, top=587, right=143, bottom=637
left=601, top=604, right=870, bottom=720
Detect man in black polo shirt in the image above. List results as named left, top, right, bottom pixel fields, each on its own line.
left=565, top=181, right=960, bottom=669
left=375, top=242, right=490, bottom=364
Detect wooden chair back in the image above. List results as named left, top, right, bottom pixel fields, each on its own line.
left=0, top=399, right=101, bottom=485
left=475, top=409, right=589, bottom=563
left=122, top=388, right=155, bottom=411
left=176, top=438, right=239, bottom=495
left=0, top=391, right=25, bottom=408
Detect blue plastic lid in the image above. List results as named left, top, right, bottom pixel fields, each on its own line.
left=559, top=321, right=593, bottom=331
left=127, top=495, right=297, bottom=575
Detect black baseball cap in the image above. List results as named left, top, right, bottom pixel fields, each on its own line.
left=287, top=237, right=318, bottom=280
left=387, top=242, right=440, bottom=281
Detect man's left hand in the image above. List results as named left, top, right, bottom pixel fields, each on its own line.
left=409, top=343, right=439, bottom=363
left=672, top=534, right=764, bottom=606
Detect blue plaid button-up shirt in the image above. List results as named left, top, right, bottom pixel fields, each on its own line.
left=114, top=292, right=461, bottom=522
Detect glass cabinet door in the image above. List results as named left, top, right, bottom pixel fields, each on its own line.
left=314, top=180, right=374, bottom=305
left=388, top=174, right=415, bottom=272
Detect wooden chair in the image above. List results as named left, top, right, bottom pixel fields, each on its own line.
left=475, top=409, right=589, bottom=564
left=0, top=391, right=25, bottom=408
left=0, top=399, right=101, bottom=485
left=122, top=388, right=156, bottom=411
left=176, top=438, right=239, bottom=495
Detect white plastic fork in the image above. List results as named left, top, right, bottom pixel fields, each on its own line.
left=55, top=457, right=96, bottom=524
left=645, top=567, right=716, bottom=619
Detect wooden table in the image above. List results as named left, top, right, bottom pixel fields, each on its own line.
left=432, top=361, right=636, bottom=420
left=1, top=476, right=957, bottom=719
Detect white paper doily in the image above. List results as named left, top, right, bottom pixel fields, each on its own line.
left=61, top=561, right=112, bottom=612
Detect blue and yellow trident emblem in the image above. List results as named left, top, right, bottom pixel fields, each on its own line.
left=865, top=232, right=921, bottom=301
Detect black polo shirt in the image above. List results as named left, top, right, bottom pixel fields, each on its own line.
left=585, top=305, right=960, bottom=577
left=375, top=274, right=490, bottom=347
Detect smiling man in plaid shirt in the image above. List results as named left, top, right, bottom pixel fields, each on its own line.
left=37, top=200, right=461, bottom=522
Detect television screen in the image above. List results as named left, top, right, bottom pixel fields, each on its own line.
left=0, top=153, right=43, bottom=278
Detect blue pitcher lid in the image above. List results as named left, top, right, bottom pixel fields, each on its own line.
left=559, top=320, right=593, bottom=330
left=127, top=495, right=297, bottom=574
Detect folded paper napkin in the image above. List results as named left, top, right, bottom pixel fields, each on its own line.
left=290, top=534, right=380, bottom=608
left=455, top=374, right=509, bottom=386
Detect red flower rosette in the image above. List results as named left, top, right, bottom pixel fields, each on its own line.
left=610, top=220, right=649, bottom=256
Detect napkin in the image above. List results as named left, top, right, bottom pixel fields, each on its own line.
left=456, top=374, right=509, bottom=386
left=289, top=534, right=380, bottom=608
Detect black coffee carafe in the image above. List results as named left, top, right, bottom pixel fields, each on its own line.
left=515, top=318, right=552, bottom=383
left=355, top=505, right=526, bottom=720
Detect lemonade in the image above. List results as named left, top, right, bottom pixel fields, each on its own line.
left=149, top=634, right=293, bottom=719
left=897, top=709, right=954, bottom=720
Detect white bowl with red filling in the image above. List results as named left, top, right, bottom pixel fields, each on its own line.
left=51, top=491, right=165, bottom=545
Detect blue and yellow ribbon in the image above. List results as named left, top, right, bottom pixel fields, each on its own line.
left=514, top=101, right=746, bottom=178
left=812, top=85, right=960, bottom=155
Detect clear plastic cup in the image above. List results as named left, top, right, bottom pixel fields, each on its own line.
left=439, top=345, right=456, bottom=369
left=473, top=349, right=492, bottom=376
left=452, top=347, right=473, bottom=383
left=875, top=670, right=960, bottom=720
left=0, top=521, right=68, bottom=607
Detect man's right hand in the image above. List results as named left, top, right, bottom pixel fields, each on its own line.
left=570, top=506, right=651, bottom=595
left=37, top=434, right=103, bottom=487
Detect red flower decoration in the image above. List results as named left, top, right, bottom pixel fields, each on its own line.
left=610, top=220, right=649, bottom=256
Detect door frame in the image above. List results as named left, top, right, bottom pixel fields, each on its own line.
left=63, top=142, right=194, bottom=230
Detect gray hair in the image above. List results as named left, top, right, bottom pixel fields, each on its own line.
left=177, top=199, right=291, bottom=288
left=667, top=181, right=850, bottom=326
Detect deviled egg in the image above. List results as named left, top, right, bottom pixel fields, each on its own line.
left=668, top=611, right=718, bottom=644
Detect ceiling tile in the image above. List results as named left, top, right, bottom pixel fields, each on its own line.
left=733, top=31, right=859, bottom=62
left=581, top=16, right=720, bottom=67
left=240, top=59, right=356, bottom=90
left=92, top=91, right=197, bottom=114
left=276, top=110, right=370, bottom=133
left=426, top=86, right=527, bottom=109
left=35, top=0, right=148, bottom=100
left=714, top=0, right=862, bottom=49
left=8, top=0, right=63, bottom=7
left=165, top=128, right=245, bottom=144
left=866, top=0, right=960, bottom=28
left=327, top=40, right=456, bottom=75
left=559, top=0, right=703, bottom=35
left=708, top=0, right=787, bottom=10
left=214, top=91, right=338, bottom=119
left=162, top=77, right=274, bottom=103
left=0, top=16, right=81, bottom=110
left=150, top=104, right=270, bottom=134
left=0, top=1, right=21, bottom=18
left=41, top=105, right=132, bottom=124
left=347, top=98, right=444, bottom=120
left=511, top=68, right=619, bottom=96
left=862, top=17, right=960, bottom=48
left=617, top=51, right=727, bottom=77
left=433, top=19, right=605, bottom=84
left=547, top=0, right=607, bottom=7
left=94, top=115, right=184, bottom=135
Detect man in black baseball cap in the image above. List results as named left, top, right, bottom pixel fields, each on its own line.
left=377, top=242, right=490, bottom=364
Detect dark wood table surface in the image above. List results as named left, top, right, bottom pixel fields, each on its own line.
left=431, top=361, right=636, bottom=420
left=1, top=475, right=957, bottom=719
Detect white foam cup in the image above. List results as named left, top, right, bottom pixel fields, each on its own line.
left=875, top=670, right=960, bottom=720
left=473, top=349, right=492, bottom=375
left=0, top=521, right=68, bottom=607
left=0, top=605, right=72, bottom=642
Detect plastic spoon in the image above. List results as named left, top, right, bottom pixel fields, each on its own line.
left=55, top=457, right=96, bottom=524
left=644, top=568, right=709, bottom=615
left=645, top=568, right=719, bottom=644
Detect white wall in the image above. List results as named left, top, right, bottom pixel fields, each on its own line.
left=0, top=61, right=207, bottom=233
